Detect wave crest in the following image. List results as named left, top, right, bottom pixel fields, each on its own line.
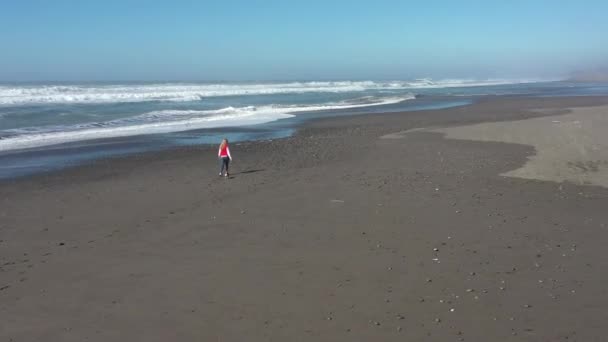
left=0, top=79, right=533, bottom=106
left=0, top=94, right=414, bottom=151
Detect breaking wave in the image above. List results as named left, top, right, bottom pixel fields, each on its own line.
left=0, top=94, right=414, bottom=151
left=0, top=79, right=534, bottom=106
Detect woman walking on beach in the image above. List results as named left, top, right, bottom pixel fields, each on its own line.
left=218, top=138, right=232, bottom=177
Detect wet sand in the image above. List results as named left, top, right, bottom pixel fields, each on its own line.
left=2, top=96, right=608, bottom=341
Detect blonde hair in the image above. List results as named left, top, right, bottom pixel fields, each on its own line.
left=220, top=138, right=228, bottom=149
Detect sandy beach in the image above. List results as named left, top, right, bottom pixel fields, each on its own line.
left=2, top=95, right=608, bottom=341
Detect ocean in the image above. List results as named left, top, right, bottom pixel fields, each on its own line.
left=1, top=79, right=607, bottom=179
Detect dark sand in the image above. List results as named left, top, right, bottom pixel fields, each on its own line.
left=2, top=96, right=608, bottom=341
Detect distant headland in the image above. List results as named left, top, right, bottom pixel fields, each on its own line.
left=568, top=68, right=608, bottom=82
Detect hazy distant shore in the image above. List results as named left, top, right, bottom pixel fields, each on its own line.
left=2, top=95, right=608, bottom=341
left=568, top=69, right=608, bottom=82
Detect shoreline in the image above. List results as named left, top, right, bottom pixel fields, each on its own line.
left=2, top=95, right=608, bottom=341
left=0, top=95, right=473, bottom=181
left=3, top=94, right=608, bottom=186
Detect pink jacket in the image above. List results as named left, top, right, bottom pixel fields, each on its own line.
left=218, top=144, right=232, bottom=159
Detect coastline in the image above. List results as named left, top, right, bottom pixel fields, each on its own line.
left=3, top=79, right=608, bottom=180
left=2, top=95, right=608, bottom=341
left=2, top=94, right=606, bottom=185
left=0, top=95, right=471, bottom=180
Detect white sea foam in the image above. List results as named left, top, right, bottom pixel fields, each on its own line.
left=0, top=94, right=413, bottom=152
left=0, top=79, right=536, bottom=106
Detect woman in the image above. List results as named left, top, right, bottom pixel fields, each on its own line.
left=218, top=138, right=232, bottom=177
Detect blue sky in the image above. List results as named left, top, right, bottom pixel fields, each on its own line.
left=1, top=0, right=607, bottom=81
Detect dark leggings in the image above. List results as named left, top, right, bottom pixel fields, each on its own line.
left=220, top=157, right=230, bottom=174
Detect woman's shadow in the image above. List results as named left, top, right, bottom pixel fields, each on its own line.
left=227, top=169, right=265, bottom=178
left=239, top=169, right=264, bottom=174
